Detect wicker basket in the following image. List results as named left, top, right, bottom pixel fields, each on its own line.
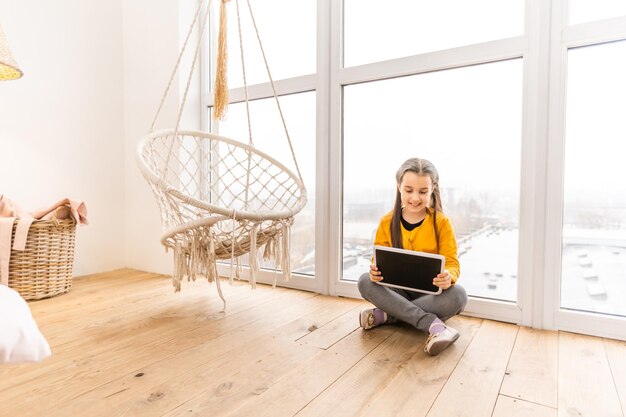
left=8, top=218, right=76, bottom=300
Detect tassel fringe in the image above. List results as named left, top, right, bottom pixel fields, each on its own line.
left=213, top=0, right=230, bottom=121
left=249, top=223, right=259, bottom=289
left=169, top=217, right=295, bottom=310
left=281, top=222, right=292, bottom=281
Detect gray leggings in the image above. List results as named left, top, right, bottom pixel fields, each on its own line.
left=357, top=272, right=468, bottom=333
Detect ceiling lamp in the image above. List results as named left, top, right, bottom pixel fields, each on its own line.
left=0, top=25, right=23, bottom=81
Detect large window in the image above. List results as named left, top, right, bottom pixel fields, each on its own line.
left=561, top=41, right=626, bottom=317
left=200, top=0, right=626, bottom=339
left=543, top=1, right=626, bottom=338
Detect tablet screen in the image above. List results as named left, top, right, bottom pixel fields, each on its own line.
left=374, top=245, right=444, bottom=295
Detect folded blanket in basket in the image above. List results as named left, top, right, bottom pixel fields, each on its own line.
left=31, top=198, right=89, bottom=226
left=0, top=195, right=88, bottom=286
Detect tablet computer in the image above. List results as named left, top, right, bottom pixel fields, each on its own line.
left=373, top=245, right=444, bottom=295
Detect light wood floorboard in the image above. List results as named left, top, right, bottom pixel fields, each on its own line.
left=492, top=395, right=557, bottom=417
left=425, top=320, right=518, bottom=417
left=558, top=332, right=622, bottom=417
left=501, top=326, right=558, bottom=408
left=1, top=269, right=624, bottom=417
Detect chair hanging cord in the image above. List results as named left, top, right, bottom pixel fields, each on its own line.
left=235, top=0, right=254, bottom=210
left=163, top=0, right=212, bottom=176
left=235, top=0, right=253, bottom=148
left=175, top=2, right=212, bottom=134
left=150, top=0, right=204, bottom=132
left=245, top=0, right=304, bottom=185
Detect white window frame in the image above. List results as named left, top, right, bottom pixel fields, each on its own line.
left=328, top=0, right=550, bottom=329
left=543, top=0, right=626, bottom=340
left=198, top=0, right=626, bottom=340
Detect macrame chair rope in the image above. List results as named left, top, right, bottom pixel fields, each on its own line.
left=243, top=0, right=305, bottom=185
left=137, top=0, right=307, bottom=308
left=138, top=138, right=303, bottom=308
left=149, top=0, right=205, bottom=133
left=137, top=131, right=306, bottom=307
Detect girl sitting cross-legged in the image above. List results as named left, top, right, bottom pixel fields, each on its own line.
left=358, top=157, right=468, bottom=356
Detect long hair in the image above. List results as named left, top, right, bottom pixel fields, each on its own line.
left=390, top=158, right=443, bottom=251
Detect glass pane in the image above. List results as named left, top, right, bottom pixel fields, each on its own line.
left=212, top=92, right=316, bottom=275
left=569, top=0, right=626, bottom=25
left=343, top=0, right=524, bottom=68
left=561, top=41, right=626, bottom=317
left=343, top=59, right=523, bottom=302
left=210, top=0, right=316, bottom=88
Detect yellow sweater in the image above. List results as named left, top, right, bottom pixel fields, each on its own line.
left=373, top=209, right=461, bottom=285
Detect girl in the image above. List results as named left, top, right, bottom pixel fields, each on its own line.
left=357, top=157, right=468, bottom=356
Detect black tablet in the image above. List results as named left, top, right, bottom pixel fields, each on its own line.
left=373, top=245, right=444, bottom=295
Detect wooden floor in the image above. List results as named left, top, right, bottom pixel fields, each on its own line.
left=1, top=269, right=625, bottom=417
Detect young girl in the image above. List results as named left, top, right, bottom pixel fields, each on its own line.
left=358, top=157, right=468, bottom=356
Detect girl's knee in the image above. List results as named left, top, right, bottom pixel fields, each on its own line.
left=357, top=272, right=373, bottom=294
left=450, top=285, right=468, bottom=312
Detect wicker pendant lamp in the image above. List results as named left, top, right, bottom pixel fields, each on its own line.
left=0, top=24, right=23, bottom=81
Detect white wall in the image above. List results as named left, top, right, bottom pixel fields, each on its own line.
left=0, top=0, right=125, bottom=276
left=123, top=0, right=202, bottom=275
left=0, top=0, right=200, bottom=278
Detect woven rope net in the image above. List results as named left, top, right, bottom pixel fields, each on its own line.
left=137, top=128, right=307, bottom=302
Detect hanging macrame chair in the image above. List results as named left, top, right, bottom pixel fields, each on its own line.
left=136, top=0, right=307, bottom=306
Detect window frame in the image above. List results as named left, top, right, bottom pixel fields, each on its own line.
left=198, top=0, right=626, bottom=340
left=329, top=0, right=539, bottom=328
left=543, top=0, right=626, bottom=339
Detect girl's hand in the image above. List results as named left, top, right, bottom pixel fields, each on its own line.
left=369, top=264, right=383, bottom=282
left=433, top=270, right=452, bottom=290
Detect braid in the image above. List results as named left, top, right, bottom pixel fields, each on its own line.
left=430, top=187, right=443, bottom=253
left=390, top=190, right=403, bottom=248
